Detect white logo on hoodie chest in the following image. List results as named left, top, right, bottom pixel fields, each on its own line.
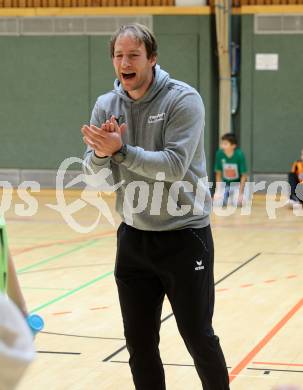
left=147, top=113, right=166, bottom=124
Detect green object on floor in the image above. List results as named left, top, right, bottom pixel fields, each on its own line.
left=0, top=216, right=8, bottom=293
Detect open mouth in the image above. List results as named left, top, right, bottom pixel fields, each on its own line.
left=121, top=72, right=136, bottom=81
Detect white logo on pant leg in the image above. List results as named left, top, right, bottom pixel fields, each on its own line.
left=195, top=259, right=205, bottom=271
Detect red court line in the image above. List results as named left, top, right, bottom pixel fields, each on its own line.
left=215, top=274, right=298, bottom=294
left=253, top=361, right=303, bottom=367
left=51, top=306, right=109, bottom=315
left=11, top=229, right=116, bottom=256
left=229, top=297, right=303, bottom=383
left=52, top=311, right=73, bottom=316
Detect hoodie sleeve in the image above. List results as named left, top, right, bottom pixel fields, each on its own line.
left=82, top=99, right=114, bottom=186
left=121, top=90, right=204, bottom=183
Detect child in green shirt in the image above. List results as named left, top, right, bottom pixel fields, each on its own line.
left=214, top=133, right=248, bottom=207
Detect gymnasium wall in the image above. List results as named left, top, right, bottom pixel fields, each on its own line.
left=2, top=12, right=301, bottom=181
left=240, top=15, right=303, bottom=176
left=0, top=15, right=217, bottom=178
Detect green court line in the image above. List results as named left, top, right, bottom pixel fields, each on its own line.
left=17, top=239, right=99, bottom=274
left=30, top=270, right=114, bottom=313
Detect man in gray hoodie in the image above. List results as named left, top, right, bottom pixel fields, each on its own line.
left=81, top=23, right=229, bottom=390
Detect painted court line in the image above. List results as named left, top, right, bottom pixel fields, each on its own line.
left=109, top=361, right=276, bottom=379
left=41, top=331, right=124, bottom=341
left=50, top=306, right=109, bottom=316
left=215, top=274, right=299, bottom=294
left=24, top=262, right=113, bottom=274
left=229, top=297, right=303, bottom=383
left=17, top=239, right=98, bottom=274
left=110, top=360, right=231, bottom=369
left=109, top=360, right=302, bottom=379
left=13, top=230, right=115, bottom=256
left=253, top=361, right=303, bottom=367
left=103, top=253, right=262, bottom=362
left=52, top=311, right=73, bottom=316
left=247, top=367, right=303, bottom=374
left=215, top=253, right=261, bottom=285
left=104, top=253, right=262, bottom=362
left=30, top=270, right=114, bottom=313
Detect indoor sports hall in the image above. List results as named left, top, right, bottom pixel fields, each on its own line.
left=0, top=1, right=302, bottom=390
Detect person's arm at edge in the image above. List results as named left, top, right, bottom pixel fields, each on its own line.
left=7, top=250, right=28, bottom=317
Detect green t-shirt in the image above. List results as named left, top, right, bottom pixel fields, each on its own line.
left=0, top=216, right=8, bottom=293
left=214, top=148, right=247, bottom=183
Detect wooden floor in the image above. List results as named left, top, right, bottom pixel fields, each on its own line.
left=4, top=190, right=303, bottom=390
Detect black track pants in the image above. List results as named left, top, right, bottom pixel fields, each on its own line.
left=115, top=223, right=230, bottom=390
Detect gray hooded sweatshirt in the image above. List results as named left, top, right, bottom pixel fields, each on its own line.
left=83, top=65, right=211, bottom=231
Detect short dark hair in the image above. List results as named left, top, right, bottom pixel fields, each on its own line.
left=221, top=133, right=238, bottom=145
left=110, top=23, right=158, bottom=59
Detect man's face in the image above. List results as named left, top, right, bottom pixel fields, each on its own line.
left=221, top=140, right=236, bottom=154
left=112, top=34, right=157, bottom=100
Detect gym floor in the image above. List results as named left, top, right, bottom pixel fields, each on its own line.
left=5, top=189, right=303, bottom=390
